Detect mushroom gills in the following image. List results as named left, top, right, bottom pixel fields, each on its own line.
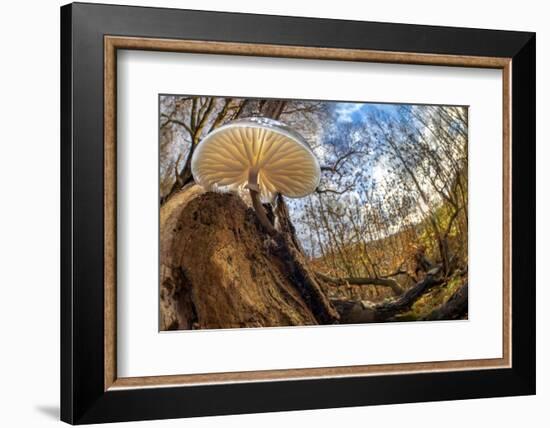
left=191, top=117, right=321, bottom=233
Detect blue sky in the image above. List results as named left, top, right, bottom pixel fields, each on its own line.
left=334, top=102, right=400, bottom=123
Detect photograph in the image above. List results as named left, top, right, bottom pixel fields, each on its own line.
left=159, top=95, right=469, bottom=331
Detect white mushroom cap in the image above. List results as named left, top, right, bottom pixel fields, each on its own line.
left=191, top=117, right=321, bottom=200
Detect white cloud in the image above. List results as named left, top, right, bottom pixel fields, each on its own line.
left=335, top=103, right=363, bottom=122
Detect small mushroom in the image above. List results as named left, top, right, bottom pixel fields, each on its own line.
left=191, top=117, right=321, bottom=234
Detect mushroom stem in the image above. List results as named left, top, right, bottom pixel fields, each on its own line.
left=249, top=188, right=277, bottom=235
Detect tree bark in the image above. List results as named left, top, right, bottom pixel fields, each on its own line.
left=270, top=234, right=340, bottom=324
left=422, top=282, right=468, bottom=320
left=160, top=186, right=339, bottom=329
left=275, top=193, right=303, bottom=251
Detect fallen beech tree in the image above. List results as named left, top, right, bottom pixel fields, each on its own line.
left=331, top=267, right=445, bottom=323
left=316, top=271, right=404, bottom=296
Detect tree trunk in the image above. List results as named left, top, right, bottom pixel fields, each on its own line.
left=160, top=185, right=339, bottom=329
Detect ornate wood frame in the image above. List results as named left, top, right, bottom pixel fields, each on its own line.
left=104, top=35, right=512, bottom=389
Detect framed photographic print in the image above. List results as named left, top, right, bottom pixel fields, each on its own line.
left=60, top=2, right=535, bottom=424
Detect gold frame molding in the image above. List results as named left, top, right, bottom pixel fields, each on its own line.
left=104, top=35, right=512, bottom=391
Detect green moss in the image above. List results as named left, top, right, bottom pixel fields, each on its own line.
left=394, top=274, right=464, bottom=321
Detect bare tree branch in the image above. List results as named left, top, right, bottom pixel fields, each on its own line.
left=320, top=150, right=363, bottom=175
left=316, top=271, right=404, bottom=296
left=160, top=114, right=193, bottom=135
